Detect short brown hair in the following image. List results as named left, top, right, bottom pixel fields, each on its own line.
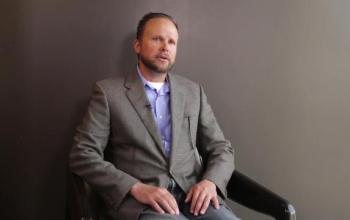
left=136, top=12, right=178, bottom=40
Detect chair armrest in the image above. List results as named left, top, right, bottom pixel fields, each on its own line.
left=66, top=172, right=95, bottom=220
left=227, top=170, right=296, bottom=220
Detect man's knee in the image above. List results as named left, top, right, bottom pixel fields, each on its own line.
left=139, top=207, right=189, bottom=220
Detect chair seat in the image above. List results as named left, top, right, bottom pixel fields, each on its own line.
left=66, top=170, right=296, bottom=220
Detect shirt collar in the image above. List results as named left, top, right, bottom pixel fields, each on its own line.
left=136, top=65, right=170, bottom=93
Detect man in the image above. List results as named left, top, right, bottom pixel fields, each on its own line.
left=70, top=12, right=240, bottom=220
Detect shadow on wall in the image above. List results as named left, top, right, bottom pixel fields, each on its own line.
left=117, top=31, right=138, bottom=74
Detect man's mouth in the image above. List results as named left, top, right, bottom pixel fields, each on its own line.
left=156, top=54, right=170, bottom=61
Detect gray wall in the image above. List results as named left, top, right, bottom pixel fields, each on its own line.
left=2, top=0, right=350, bottom=219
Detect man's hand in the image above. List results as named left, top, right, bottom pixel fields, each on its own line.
left=130, top=182, right=179, bottom=215
left=185, top=179, right=219, bottom=216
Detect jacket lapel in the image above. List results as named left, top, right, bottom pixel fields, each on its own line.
left=124, top=69, right=165, bottom=155
left=168, top=73, right=186, bottom=161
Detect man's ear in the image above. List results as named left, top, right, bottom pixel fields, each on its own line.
left=133, top=39, right=140, bottom=53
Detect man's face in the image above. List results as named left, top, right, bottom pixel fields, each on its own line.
left=134, top=18, right=179, bottom=74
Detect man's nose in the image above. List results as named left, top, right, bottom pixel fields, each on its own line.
left=160, top=42, right=169, bottom=51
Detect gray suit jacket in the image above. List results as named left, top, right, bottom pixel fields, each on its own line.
left=69, top=68, right=235, bottom=219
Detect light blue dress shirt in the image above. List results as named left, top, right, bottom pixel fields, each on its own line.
left=137, top=66, right=172, bottom=158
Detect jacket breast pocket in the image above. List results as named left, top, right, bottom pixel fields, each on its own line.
left=178, top=116, right=199, bottom=153
left=176, top=115, right=203, bottom=175
left=178, top=117, right=193, bottom=152
left=187, top=115, right=203, bottom=174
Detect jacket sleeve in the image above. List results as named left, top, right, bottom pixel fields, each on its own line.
left=69, top=82, right=139, bottom=210
left=197, top=85, right=235, bottom=199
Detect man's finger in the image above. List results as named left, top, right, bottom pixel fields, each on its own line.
left=149, top=200, right=165, bottom=214
left=199, top=196, right=211, bottom=215
left=212, top=197, right=220, bottom=210
left=193, top=194, right=207, bottom=216
left=190, top=190, right=201, bottom=215
left=185, top=188, right=193, bottom=203
left=157, top=192, right=179, bottom=215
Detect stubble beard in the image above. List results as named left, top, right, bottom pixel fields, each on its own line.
left=140, top=54, right=174, bottom=74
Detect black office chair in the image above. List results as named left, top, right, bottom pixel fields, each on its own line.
left=227, top=171, right=296, bottom=220
left=66, top=170, right=296, bottom=220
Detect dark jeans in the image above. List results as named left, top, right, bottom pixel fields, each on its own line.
left=139, top=179, right=241, bottom=220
